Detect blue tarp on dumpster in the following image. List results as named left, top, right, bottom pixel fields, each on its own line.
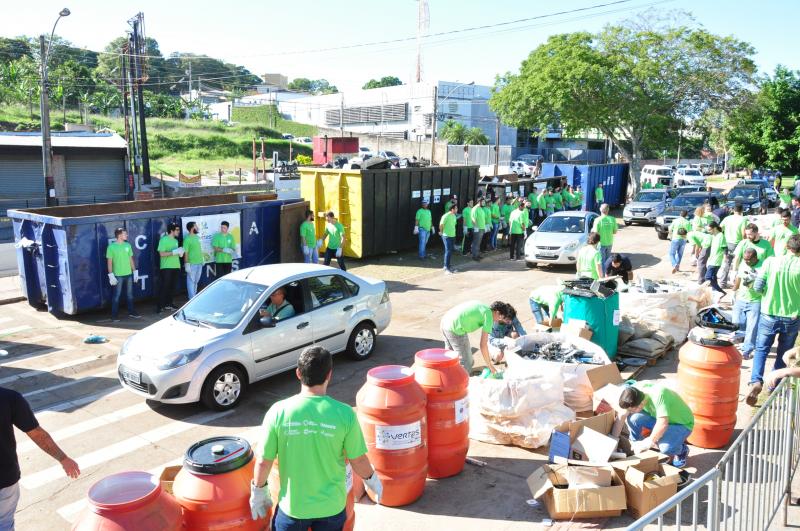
left=9, top=195, right=300, bottom=315
left=541, top=163, right=629, bottom=210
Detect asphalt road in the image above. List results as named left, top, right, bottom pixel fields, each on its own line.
left=0, top=242, right=17, bottom=278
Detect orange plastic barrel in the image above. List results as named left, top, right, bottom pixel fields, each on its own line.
left=268, top=460, right=355, bottom=531
left=413, top=348, right=469, bottom=478
left=72, top=471, right=182, bottom=531
left=172, top=436, right=269, bottom=530
left=678, top=338, right=742, bottom=448
left=356, top=365, right=428, bottom=506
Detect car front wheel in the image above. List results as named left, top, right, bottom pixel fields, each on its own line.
left=526, top=261, right=537, bottom=269
left=201, top=364, right=247, bottom=410
left=347, top=322, right=376, bottom=361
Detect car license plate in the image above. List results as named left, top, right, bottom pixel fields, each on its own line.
left=537, top=252, right=558, bottom=258
left=121, top=367, right=141, bottom=384
left=634, top=213, right=645, bottom=217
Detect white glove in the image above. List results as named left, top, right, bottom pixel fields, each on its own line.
left=184, top=263, right=191, bottom=274
left=413, top=226, right=419, bottom=235
left=172, top=247, right=185, bottom=257
left=249, top=481, right=272, bottom=521
left=302, top=245, right=311, bottom=256
left=316, top=239, right=323, bottom=249
left=133, top=270, right=139, bottom=283
left=364, top=472, right=383, bottom=504
left=336, top=248, right=343, bottom=258
left=107, top=273, right=118, bottom=286
left=223, top=247, right=234, bottom=255
left=632, top=437, right=654, bottom=454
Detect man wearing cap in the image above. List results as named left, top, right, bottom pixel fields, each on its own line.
left=212, top=221, right=237, bottom=278
left=156, top=222, right=184, bottom=314
left=414, top=199, right=433, bottom=260
left=440, top=301, right=515, bottom=375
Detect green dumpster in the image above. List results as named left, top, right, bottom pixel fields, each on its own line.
left=563, top=292, right=620, bottom=359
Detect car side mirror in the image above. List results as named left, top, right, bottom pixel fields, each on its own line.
left=531, top=225, right=538, bottom=232
left=260, top=316, right=276, bottom=328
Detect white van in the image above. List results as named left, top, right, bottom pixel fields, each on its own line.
left=640, top=165, right=674, bottom=187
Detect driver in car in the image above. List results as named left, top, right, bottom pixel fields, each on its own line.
left=259, top=287, right=296, bottom=321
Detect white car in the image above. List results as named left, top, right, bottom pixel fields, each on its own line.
left=675, top=168, right=706, bottom=187
left=510, top=160, right=534, bottom=176
left=117, top=264, right=392, bottom=410
left=358, top=146, right=372, bottom=158
left=524, top=211, right=599, bottom=268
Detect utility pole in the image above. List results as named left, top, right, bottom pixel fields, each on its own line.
left=131, top=15, right=151, bottom=184
left=39, top=35, right=56, bottom=206
left=430, top=85, right=437, bottom=165
left=186, top=61, right=192, bottom=104
left=339, top=95, right=344, bottom=137
left=126, top=41, right=141, bottom=189
left=493, top=117, right=500, bottom=177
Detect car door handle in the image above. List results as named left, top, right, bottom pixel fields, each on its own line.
left=343, top=305, right=354, bottom=312
left=297, top=322, right=310, bottom=329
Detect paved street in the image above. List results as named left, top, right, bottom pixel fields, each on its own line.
left=0, top=242, right=17, bottom=278
left=0, top=220, right=774, bottom=530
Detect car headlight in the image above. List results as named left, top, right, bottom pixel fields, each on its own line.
left=564, top=241, right=579, bottom=251
left=656, top=216, right=665, bottom=225
left=156, top=348, right=203, bottom=370
left=623, top=207, right=631, bottom=215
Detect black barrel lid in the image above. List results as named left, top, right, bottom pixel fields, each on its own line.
left=183, top=436, right=253, bottom=475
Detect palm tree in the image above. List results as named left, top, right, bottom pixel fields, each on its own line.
left=440, top=119, right=466, bottom=144
left=464, top=127, right=489, bottom=145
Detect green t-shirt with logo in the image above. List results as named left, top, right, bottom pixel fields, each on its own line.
left=415, top=208, right=433, bottom=231
left=669, top=217, right=691, bottom=240
left=501, top=204, right=513, bottom=224
left=758, top=254, right=800, bottom=318
left=262, top=395, right=368, bottom=520
left=687, top=230, right=712, bottom=249
left=592, top=215, right=618, bottom=246
left=482, top=206, right=492, bottom=229
left=576, top=245, right=601, bottom=279
left=552, top=193, right=563, bottom=209
left=692, top=215, right=709, bottom=233
left=212, top=232, right=236, bottom=264
left=442, top=301, right=493, bottom=336
left=490, top=203, right=501, bottom=222
left=440, top=211, right=457, bottom=237
left=157, top=235, right=180, bottom=269
left=721, top=214, right=747, bottom=245
left=708, top=232, right=727, bottom=267
left=527, top=193, right=538, bottom=210
left=472, top=205, right=486, bottom=229
left=325, top=222, right=345, bottom=250
left=537, top=192, right=547, bottom=210
left=734, top=238, right=774, bottom=267
left=562, top=190, right=574, bottom=208
left=106, top=241, right=133, bottom=276
left=300, top=221, right=317, bottom=247
left=184, top=234, right=204, bottom=265
left=736, top=262, right=762, bottom=302
left=634, top=381, right=694, bottom=430
left=509, top=208, right=525, bottom=235
left=773, top=224, right=799, bottom=256
left=544, top=194, right=555, bottom=211
left=462, top=206, right=473, bottom=229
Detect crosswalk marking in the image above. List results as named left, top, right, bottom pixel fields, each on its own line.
left=0, top=344, right=73, bottom=367
left=0, top=325, right=33, bottom=337
left=18, top=402, right=152, bottom=453
left=34, top=388, right=126, bottom=416
left=21, top=409, right=234, bottom=490
left=0, top=355, right=100, bottom=385
left=0, top=334, right=53, bottom=350
left=23, top=368, right=118, bottom=399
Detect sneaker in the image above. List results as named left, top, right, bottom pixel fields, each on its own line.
left=444, top=269, right=454, bottom=275
left=165, top=305, right=178, bottom=311
left=671, top=266, right=678, bottom=274
left=111, top=317, right=121, bottom=323
left=449, top=268, right=459, bottom=273
left=745, top=382, right=763, bottom=407
left=672, top=445, right=689, bottom=468
left=129, top=313, right=142, bottom=319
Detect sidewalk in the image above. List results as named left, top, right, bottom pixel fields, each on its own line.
left=0, top=275, right=24, bottom=305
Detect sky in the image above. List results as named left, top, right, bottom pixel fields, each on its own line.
left=1, top=0, right=798, bottom=93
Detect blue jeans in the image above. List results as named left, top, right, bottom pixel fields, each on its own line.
left=111, top=274, right=134, bottom=318
left=529, top=299, right=550, bottom=324
left=417, top=227, right=430, bottom=258
left=599, top=245, right=612, bottom=266
left=490, top=222, right=500, bottom=249
left=490, top=317, right=526, bottom=348
left=733, top=299, right=761, bottom=356
left=669, top=238, right=686, bottom=268
left=272, top=505, right=346, bottom=531
left=704, top=265, right=725, bottom=294
left=441, top=235, right=454, bottom=270
left=302, top=245, right=319, bottom=264
left=627, top=412, right=691, bottom=456
left=186, top=263, right=203, bottom=299
left=750, top=314, right=800, bottom=385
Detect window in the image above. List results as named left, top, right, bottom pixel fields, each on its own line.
left=343, top=278, right=360, bottom=296
left=179, top=279, right=266, bottom=329
left=308, top=275, right=348, bottom=308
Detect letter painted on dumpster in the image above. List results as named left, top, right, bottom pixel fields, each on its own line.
left=134, top=235, right=147, bottom=250
left=249, top=221, right=259, bottom=235
left=375, top=421, right=422, bottom=450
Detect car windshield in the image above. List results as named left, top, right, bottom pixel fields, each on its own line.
left=539, top=216, right=586, bottom=234
left=635, top=191, right=664, bottom=202
left=728, top=188, right=759, bottom=201
left=672, top=195, right=708, bottom=208
left=177, top=279, right=266, bottom=329
left=683, top=170, right=702, bottom=176
left=384, top=151, right=398, bottom=157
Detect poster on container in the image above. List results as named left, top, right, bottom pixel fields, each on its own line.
left=180, top=212, right=242, bottom=263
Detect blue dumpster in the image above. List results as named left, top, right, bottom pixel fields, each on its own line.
left=541, top=163, right=629, bottom=210
left=9, top=194, right=302, bottom=315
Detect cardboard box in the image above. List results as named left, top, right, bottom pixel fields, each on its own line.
left=159, top=465, right=181, bottom=495
left=562, top=319, right=593, bottom=341
left=555, top=410, right=617, bottom=444
left=528, top=463, right=627, bottom=519
left=571, top=426, right=620, bottom=464
left=567, top=465, right=614, bottom=488
left=611, top=451, right=681, bottom=519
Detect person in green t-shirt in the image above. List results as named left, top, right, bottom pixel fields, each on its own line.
left=500, top=196, right=514, bottom=248
left=704, top=221, right=727, bottom=296
left=779, top=188, right=792, bottom=208
left=552, top=187, right=564, bottom=211
left=461, top=198, right=474, bottom=255
left=528, top=284, right=564, bottom=324
left=719, top=203, right=748, bottom=288
left=573, top=186, right=584, bottom=210
left=508, top=202, right=527, bottom=261
left=770, top=210, right=799, bottom=256
left=184, top=221, right=205, bottom=300
left=733, top=224, right=774, bottom=270
left=489, top=197, right=501, bottom=250
left=544, top=189, right=555, bottom=216
left=536, top=188, right=547, bottom=222
left=250, top=346, right=383, bottom=525
left=619, top=383, right=694, bottom=467
left=414, top=199, right=434, bottom=260
left=576, top=232, right=603, bottom=280
left=105, top=227, right=140, bottom=321
left=642, top=180, right=653, bottom=189
left=470, top=197, right=487, bottom=260
left=300, top=210, right=319, bottom=265
left=439, top=202, right=458, bottom=274
left=594, top=183, right=604, bottom=213
left=212, top=221, right=237, bottom=277
left=669, top=210, right=692, bottom=273
left=732, top=248, right=762, bottom=360
left=687, top=229, right=712, bottom=283
left=591, top=204, right=618, bottom=265
left=747, top=234, right=800, bottom=406
left=440, top=300, right=515, bottom=374
left=156, top=222, right=184, bottom=314
left=322, top=212, right=347, bottom=271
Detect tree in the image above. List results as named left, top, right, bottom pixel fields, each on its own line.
left=287, top=77, right=338, bottom=95
left=0, top=37, right=32, bottom=62
left=489, top=17, right=755, bottom=191
left=362, top=76, right=402, bottom=90
left=439, top=120, right=466, bottom=144
left=727, top=67, right=800, bottom=174
left=464, top=127, right=489, bottom=145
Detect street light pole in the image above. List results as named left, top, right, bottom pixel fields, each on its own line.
left=39, top=7, right=70, bottom=207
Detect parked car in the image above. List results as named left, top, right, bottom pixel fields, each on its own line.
left=358, top=146, right=373, bottom=158
left=674, top=168, right=706, bottom=187
left=281, top=133, right=294, bottom=140
left=524, top=211, right=599, bottom=268
left=510, top=160, right=534, bottom=176
left=297, top=137, right=313, bottom=144
left=725, top=185, right=767, bottom=215
left=117, top=264, right=392, bottom=409
left=654, top=191, right=724, bottom=240
left=623, top=189, right=677, bottom=226
left=699, top=163, right=713, bottom=176
left=737, top=178, right=778, bottom=207
left=674, top=185, right=705, bottom=195
left=377, top=150, right=400, bottom=164
left=640, top=165, right=674, bottom=187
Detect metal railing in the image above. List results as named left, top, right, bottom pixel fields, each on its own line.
left=627, top=376, right=800, bottom=530
left=539, top=147, right=606, bottom=164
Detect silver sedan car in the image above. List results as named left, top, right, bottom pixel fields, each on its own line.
left=524, top=211, right=599, bottom=268
left=117, top=264, right=392, bottom=409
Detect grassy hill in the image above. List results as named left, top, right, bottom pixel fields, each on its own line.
left=0, top=104, right=313, bottom=176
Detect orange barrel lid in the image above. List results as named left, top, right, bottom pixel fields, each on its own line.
left=183, top=436, right=253, bottom=475
left=366, top=365, right=416, bottom=388
left=87, top=471, right=161, bottom=513
left=414, top=349, right=459, bottom=368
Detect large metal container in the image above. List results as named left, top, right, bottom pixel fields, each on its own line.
left=9, top=194, right=304, bottom=314
left=540, top=163, right=630, bottom=209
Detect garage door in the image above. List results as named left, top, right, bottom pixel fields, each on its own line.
left=66, top=154, right=126, bottom=204
left=0, top=155, right=47, bottom=212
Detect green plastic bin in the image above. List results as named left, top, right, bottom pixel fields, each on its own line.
left=563, top=292, right=620, bottom=359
